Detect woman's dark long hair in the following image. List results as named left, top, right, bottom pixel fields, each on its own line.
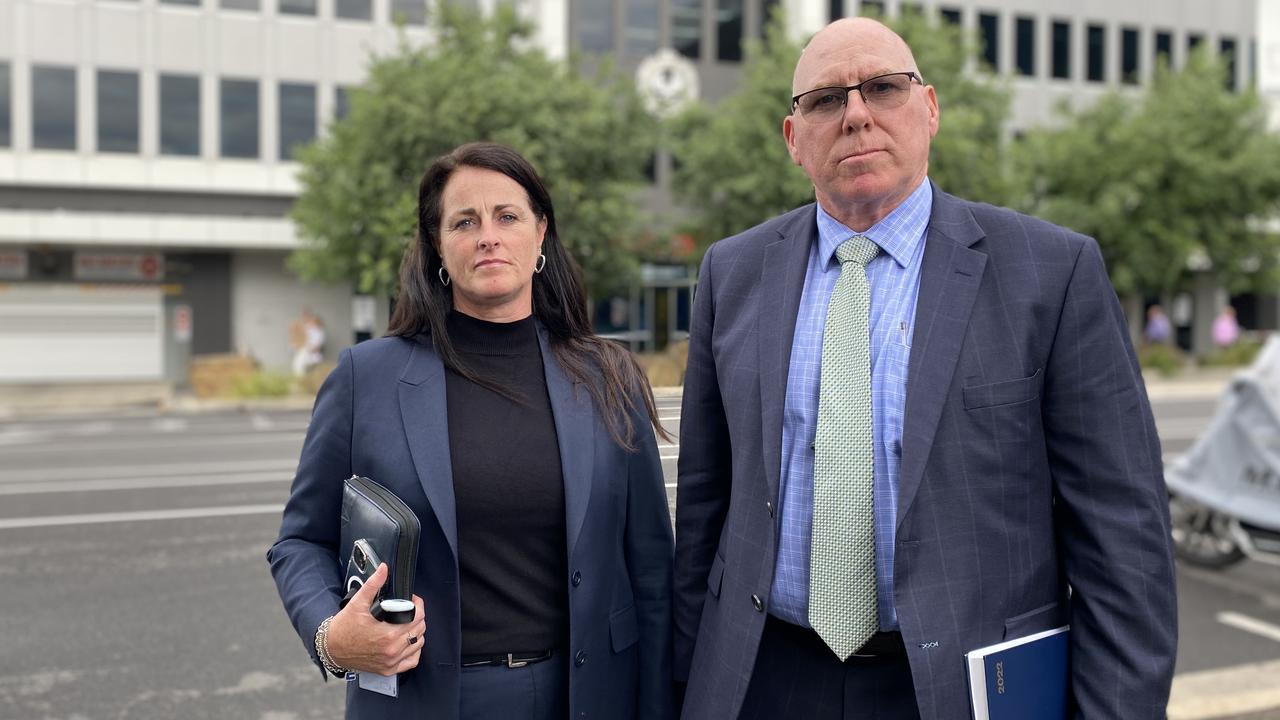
left=387, top=142, right=668, bottom=450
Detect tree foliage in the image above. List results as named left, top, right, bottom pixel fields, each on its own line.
left=289, top=4, right=656, bottom=297
left=1014, top=50, right=1280, bottom=297
left=670, top=10, right=1013, bottom=248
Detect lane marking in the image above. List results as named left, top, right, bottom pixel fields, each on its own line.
left=1168, top=659, right=1280, bottom=719
left=1181, top=567, right=1280, bottom=609
left=1217, top=612, right=1280, bottom=643
left=0, top=458, right=298, bottom=484
left=0, top=470, right=292, bottom=496
left=0, top=504, right=285, bottom=530
left=0, top=431, right=304, bottom=455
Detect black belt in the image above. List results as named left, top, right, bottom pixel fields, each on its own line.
left=460, top=650, right=554, bottom=668
left=766, top=615, right=908, bottom=659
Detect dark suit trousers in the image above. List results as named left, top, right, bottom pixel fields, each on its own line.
left=738, top=616, right=921, bottom=720
left=459, top=654, right=568, bottom=720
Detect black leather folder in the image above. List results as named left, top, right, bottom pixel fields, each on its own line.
left=339, top=475, right=420, bottom=603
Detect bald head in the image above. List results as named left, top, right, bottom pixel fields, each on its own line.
left=792, top=18, right=920, bottom=98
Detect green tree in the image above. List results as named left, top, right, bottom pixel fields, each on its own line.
left=289, top=4, right=656, bottom=298
left=1015, top=49, right=1280, bottom=299
left=670, top=10, right=1013, bottom=248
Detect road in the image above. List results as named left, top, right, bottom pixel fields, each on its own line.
left=0, top=391, right=1278, bottom=719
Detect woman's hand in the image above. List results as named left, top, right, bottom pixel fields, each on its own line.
left=326, top=563, right=427, bottom=676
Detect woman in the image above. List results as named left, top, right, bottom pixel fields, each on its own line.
left=268, top=142, right=674, bottom=719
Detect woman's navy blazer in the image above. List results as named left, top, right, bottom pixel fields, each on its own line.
left=268, top=329, right=675, bottom=719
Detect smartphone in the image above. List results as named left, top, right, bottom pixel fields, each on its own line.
left=345, top=538, right=382, bottom=598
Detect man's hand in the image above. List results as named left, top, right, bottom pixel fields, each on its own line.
left=326, top=563, right=427, bottom=676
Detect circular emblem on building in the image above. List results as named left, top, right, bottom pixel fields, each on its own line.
left=636, top=49, right=700, bottom=118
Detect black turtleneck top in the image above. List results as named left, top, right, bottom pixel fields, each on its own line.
left=443, top=311, right=568, bottom=655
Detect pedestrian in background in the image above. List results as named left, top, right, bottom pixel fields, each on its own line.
left=1212, top=305, right=1241, bottom=348
left=1145, top=303, right=1173, bottom=345
left=268, top=142, right=673, bottom=720
left=674, top=17, right=1176, bottom=720
left=290, top=309, right=326, bottom=377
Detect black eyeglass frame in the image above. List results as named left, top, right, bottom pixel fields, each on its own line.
left=790, top=71, right=924, bottom=116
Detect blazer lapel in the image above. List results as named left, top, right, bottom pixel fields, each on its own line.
left=759, top=205, right=819, bottom=504
left=398, top=338, right=459, bottom=562
left=897, top=187, right=987, bottom=530
left=538, top=328, right=596, bottom=560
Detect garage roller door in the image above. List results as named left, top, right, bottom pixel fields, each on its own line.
left=0, top=284, right=164, bottom=382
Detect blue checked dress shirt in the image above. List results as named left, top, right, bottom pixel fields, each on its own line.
left=769, top=178, right=932, bottom=631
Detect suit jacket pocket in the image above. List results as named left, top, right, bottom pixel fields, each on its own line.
left=1003, top=600, right=1066, bottom=640
left=963, top=368, right=1044, bottom=410
left=707, top=552, right=726, bottom=598
left=611, top=604, right=639, bottom=652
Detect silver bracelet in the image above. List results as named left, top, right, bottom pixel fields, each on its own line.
left=315, top=615, right=350, bottom=677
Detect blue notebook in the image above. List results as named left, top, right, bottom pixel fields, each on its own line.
left=965, top=625, right=1070, bottom=720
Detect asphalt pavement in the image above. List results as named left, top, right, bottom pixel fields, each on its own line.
left=0, top=373, right=1278, bottom=719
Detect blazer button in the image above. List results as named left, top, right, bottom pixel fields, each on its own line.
left=765, top=501, right=774, bottom=517
left=574, top=650, right=587, bottom=667
left=751, top=594, right=764, bottom=612
left=571, top=570, right=582, bottom=587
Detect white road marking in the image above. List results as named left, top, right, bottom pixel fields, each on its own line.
left=1168, top=659, right=1280, bottom=719
left=0, top=504, right=285, bottom=530
left=0, top=458, right=298, bottom=484
left=0, top=470, right=292, bottom=495
left=1217, top=612, right=1280, bottom=643
left=151, top=417, right=188, bottom=433
left=0, top=431, right=303, bottom=455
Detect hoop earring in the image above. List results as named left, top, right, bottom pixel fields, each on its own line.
left=534, top=254, right=546, bottom=274
left=438, top=267, right=450, bottom=286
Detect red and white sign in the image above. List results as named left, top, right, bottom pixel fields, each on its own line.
left=173, top=305, right=193, bottom=343
left=0, top=251, right=27, bottom=280
left=74, top=252, right=165, bottom=281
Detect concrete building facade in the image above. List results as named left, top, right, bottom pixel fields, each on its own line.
left=0, top=0, right=1265, bottom=385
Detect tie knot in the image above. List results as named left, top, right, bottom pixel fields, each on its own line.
left=836, top=236, right=879, bottom=268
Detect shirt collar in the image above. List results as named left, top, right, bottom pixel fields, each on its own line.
left=815, top=178, right=932, bottom=269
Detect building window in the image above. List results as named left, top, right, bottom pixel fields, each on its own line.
left=335, top=86, right=351, bottom=121
left=279, top=82, right=315, bottom=160
left=860, top=0, right=883, bottom=17
left=1187, top=34, right=1203, bottom=55
left=220, top=78, right=259, bottom=159
left=1250, top=38, right=1257, bottom=88
left=1121, top=27, right=1139, bottom=84
left=1155, top=30, right=1173, bottom=68
left=390, top=0, right=425, bottom=25
left=97, top=70, right=139, bottom=153
left=978, top=13, right=998, bottom=72
left=672, top=0, right=701, bottom=59
left=717, top=0, right=744, bottom=62
left=939, top=6, right=961, bottom=26
left=829, top=0, right=844, bottom=22
left=1015, top=16, right=1034, bottom=77
left=32, top=65, right=77, bottom=150
left=160, top=73, right=200, bottom=156
left=576, top=0, right=613, bottom=53
left=1052, top=21, right=1070, bottom=79
left=220, top=0, right=258, bottom=10
left=278, top=0, right=315, bottom=15
left=1220, top=37, right=1237, bottom=90
left=335, top=0, right=371, bottom=20
left=0, top=62, right=9, bottom=148
left=160, top=0, right=200, bottom=6
left=1086, top=24, right=1105, bottom=82
left=626, top=0, right=660, bottom=56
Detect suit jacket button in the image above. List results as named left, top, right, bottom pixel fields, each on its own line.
left=571, top=570, right=582, bottom=587
left=574, top=650, right=587, bottom=667
left=751, top=594, right=763, bottom=612
left=765, top=501, right=774, bottom=517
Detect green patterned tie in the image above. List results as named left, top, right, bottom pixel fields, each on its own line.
left=810, top=235, right=879, bottom=661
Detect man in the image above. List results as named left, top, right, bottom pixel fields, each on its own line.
left=674, top=17, right=1175, bottom=720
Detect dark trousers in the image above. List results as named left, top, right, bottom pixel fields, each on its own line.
left=459, top=653, right=568, bottom=720
left=738, top=615, right=922, bottom=720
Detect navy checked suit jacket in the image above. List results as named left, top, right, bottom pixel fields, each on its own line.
left=674, top=185, right=1177, bottom=720
left=268, top=329, right=674, bottom=720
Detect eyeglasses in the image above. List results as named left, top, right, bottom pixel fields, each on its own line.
left=791, top=72, right=923, bottom=120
